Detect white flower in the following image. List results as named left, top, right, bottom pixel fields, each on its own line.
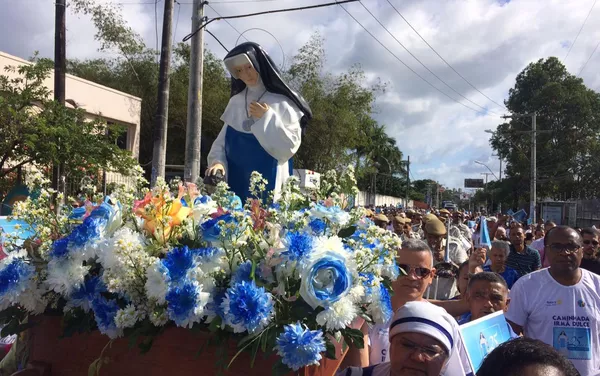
left=149, top=308, right=169, bottom=327
left=192, top=197, right=218, bottom=221
left=311, top=236, right=349, bottom=260
left=45, top=255, right=90, bottom=296
left=315, top=297, right=357, bottom=331
left=145, top=259, right=168, bottom=304
left=115, top=304, right=143, bottom=329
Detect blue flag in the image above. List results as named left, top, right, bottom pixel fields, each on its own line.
left=512, top=209, right=527, bottom=223
left=506, top=209, right=514, bottom=216
left=479, top=216, right=492, bottom=249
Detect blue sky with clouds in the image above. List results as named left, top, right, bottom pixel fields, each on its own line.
left=1, top=0, right=599, bottom=189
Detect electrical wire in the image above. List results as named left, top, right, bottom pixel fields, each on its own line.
left=173, top=1, right=182, bottom=47
left=182, top=0, right=358, bottom=42
left=384, top=0, right=506, bottom=110
left=207, top=3, right=249, bottom=43
left=577, top=38, right=600, bottom=76
left=358, top=1, right=498, bottom=116
left=335, top=1, right=487, bottom=116
left=206, top=29, right=230, bottom=52
left=154, top=0, right=160, bottom=64
left=563, top=0, right=597, bottom=62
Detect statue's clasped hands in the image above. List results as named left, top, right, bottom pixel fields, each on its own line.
left=249, top=102, right=269, bottom=119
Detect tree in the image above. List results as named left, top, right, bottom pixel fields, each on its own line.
left=0, top=59, right=138, bottom=195
left=491, top=57, right=600, bottom=205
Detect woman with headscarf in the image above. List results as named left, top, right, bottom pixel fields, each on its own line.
left=205, top=42, right=312, bottom=202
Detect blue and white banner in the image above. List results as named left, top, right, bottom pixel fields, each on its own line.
left=459, top=311, right=513, bottom=372
left=479, top=216, right=492, bottom=249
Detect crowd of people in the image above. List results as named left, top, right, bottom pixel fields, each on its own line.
left=339, top=206, right=600, bottom=376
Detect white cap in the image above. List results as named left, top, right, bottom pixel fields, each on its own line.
left=389, top=301, right=455, bottom=352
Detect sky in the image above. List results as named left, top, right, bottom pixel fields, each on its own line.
left=1, top=0, right=599, bottom=190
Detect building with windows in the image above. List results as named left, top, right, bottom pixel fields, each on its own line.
left=0, top=51, right=143, bottom=214
left=0, top=51, right=141, bottom=158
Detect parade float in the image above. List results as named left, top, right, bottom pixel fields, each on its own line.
left=0, top=167, right=400, bottom=376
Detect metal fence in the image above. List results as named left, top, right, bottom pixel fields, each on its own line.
left=576, top=199, right=600, bottom=228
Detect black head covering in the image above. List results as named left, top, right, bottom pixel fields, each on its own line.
left=224, top=42, right=312, bottom=129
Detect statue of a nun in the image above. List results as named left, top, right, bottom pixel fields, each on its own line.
left=206, top=42, right=312, bottom=202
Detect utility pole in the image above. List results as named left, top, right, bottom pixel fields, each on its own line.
left=531, top=113, right=537, bottom=224
left=481, top=172, right=493, bottom=213
left=405, top=155, right=410, bottom=208
left=492, top=153, right=502, bottom=213
left=53, top=0, right=66, bottom=192
left=184, top=0, right=206, bottom=183
left=502, top=113, right=547, bottom=224
left=435, top=182, right=440, bottom=209
left=151, top=0, right=175, bottom=186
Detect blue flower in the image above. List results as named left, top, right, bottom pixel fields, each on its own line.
left=70, top=276, right=106, bottom=312
left=376, top=285, right=393, bottom=323
left=194, top=195, right=212, bottom=205
left=299, top=251, right=352, bottom=309
left=231, top=260, right=253, bottom=285
left=308, top=218, right=326, bottom=235
left=91, top=296, right=121, bottom=338
left=222, top=280, right=274, bottom=333
left=206, top=288, right=226, bottom=320
left=310, top=204, right=350, bottom=226
left=200, top=213, right=234, bottom=243
left=281, top=231, right=313, bottom=262
left=165, top=281, right=206, bottom=327
left=162, top=246, right=196, bottom=284
left=275, top=322, right=326, bottom=371
left=70, top=216, right=107, bottom=247
left=270, top=202, right=281, bottom=210
left=0, top=256, right=35, bottom=298
left=49, top=237, right=71, bottom=259
left=192, top=246, right=223, bottom=263
left=360, top=272, right=376, bottom=296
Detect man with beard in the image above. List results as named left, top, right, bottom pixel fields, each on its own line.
left=506, top=226, right=600, bottom=376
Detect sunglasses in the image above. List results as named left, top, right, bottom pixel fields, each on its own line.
left=583, top=240, right=599, bottom=246
left=398, top=264, right=432, bottom=278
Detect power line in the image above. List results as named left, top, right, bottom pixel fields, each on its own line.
left=206, top=3, right=249, bottom=42
left=563, top=0, right=597, bottom=62
left=384, top=0, right=506, bottom=110
left=578, top=38, right=600, bottom=76
left=154, top=0, right=160, bottom=63
left=206, top=29, right=230, bottom=52
left=173, top=1, right=182, bottom=47
left=335, top=1, right=488, bottom=116
left=183, top=0, right=358, bottom=42
left=358, top=1, right=497, bottom=116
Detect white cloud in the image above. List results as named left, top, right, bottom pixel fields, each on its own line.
left=2, top=0, right=599, bottom=190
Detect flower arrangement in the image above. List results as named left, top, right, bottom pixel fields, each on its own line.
left=0, top=166, right=401, bottom=374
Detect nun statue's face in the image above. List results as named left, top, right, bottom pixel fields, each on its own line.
left=235, top=63, right=259, bottom=87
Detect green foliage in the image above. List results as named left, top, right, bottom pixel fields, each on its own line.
left=0, top=59, right=138, bottom=184
left=491, top=57, right=600, bottom=203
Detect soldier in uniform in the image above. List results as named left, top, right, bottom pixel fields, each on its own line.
left=425, top=218, right=469, bottom=267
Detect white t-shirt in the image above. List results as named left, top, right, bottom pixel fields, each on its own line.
left=506, top=268, right=600, bottom=376
left=368, top=321, right=391, bottom=365
left=367, top=302, right=474, bottom=376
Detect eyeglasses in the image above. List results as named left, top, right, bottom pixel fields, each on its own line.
left=583, top=240, right=599, bottom=246
left=398, top=264, right=432, bottom=278
left=548, top=244, right=581, bottom=254
left=398, top=338, right=447, bottom=361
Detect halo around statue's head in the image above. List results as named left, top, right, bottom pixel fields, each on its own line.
left=223, top=42, right=312, bottom=129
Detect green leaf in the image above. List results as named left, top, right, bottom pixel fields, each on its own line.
left=337, top=225, right=357, bottom=238
left=138, top=336, right=154, bottom=354
left=342, top=328, right=365, bottom=349
left=325, top=339, right=337, bottom=360
left=208, top=317, right=222, bottom=332
left=88, top=358, right=100, bottom=376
